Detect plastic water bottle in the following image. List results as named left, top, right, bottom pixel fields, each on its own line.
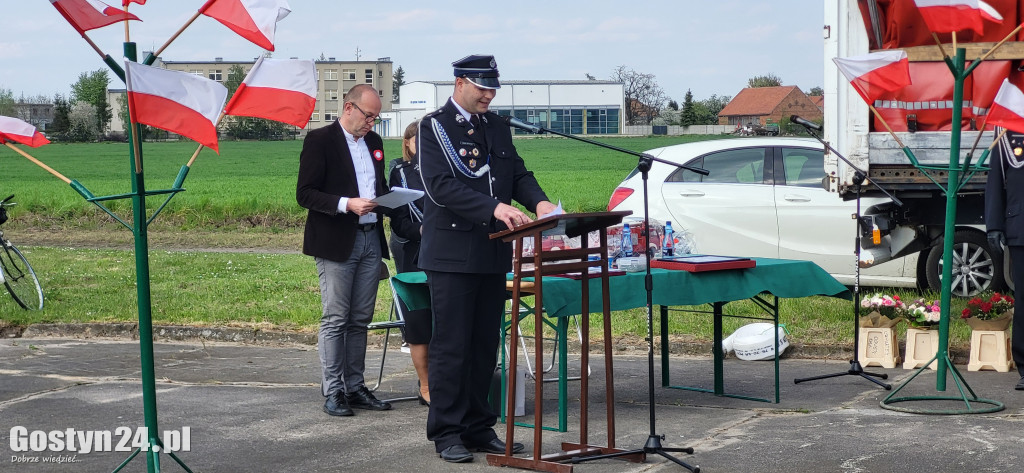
left=620, top=223, right=633, bottom=257
left=663, top=221, right=674, bottom=257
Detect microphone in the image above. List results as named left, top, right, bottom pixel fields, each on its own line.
left=790, top=115, right=823, bottom=132
left=501, top=115, right=543, bottom=134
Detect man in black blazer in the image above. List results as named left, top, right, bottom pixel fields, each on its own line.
left=418, top=55, right=556, bottom=463
left=297, top=84, right=393, bottom=415
left=985, top=128, right=1024, bottom=391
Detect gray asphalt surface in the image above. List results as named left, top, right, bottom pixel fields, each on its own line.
left=1, top=337, right=1022, bottom=473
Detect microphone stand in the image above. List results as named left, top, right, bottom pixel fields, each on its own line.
left=791, top=119, right=894, bottom=389
left=505, top=117, right=705, bottom=472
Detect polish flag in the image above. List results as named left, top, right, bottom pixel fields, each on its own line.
left=199, top=0, right=292, bottom=51
left=49, top=0, right=140, bottom=35
left=986, top=79, right=1024, bottom=133
left=913, top=0, right=1003, bottom=35
left=122, top=0, right=145, bottom=5
left=224, top=57, right=317, bottom=128
left=0, top=116, right=50, bottom=148
left=125, top=62, right=228, bottom=152
left=833, top=50, right=912, bottom=105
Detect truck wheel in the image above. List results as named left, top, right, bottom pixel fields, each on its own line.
left=925, top=230, right=1005, bottom=297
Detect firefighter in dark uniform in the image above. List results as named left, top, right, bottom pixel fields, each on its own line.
left=417, top=54, right=556, bottom=462
left=985, top=127, right=1024, bottom=391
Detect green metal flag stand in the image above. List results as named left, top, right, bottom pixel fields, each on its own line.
left=879, top=47, right=1003, bottom=415
left=67, top=42, right=196, bottom=473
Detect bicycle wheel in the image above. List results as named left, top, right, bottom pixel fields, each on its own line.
left=1, top=243, right=43, bottom=310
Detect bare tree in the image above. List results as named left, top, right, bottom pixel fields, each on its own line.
left=610, top=65, right=669, bottom=125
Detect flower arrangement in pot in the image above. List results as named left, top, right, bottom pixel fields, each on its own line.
left=859, top=293, right=906, bottom=328
left=960, top=292, right=1014, bottom=331
left=906, top=299, right=941, bottom=329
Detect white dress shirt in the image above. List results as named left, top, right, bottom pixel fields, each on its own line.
left=336, top=122, right=377, bottom=224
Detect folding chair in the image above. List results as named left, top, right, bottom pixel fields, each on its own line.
left=366, top=261, right=417, bottom=403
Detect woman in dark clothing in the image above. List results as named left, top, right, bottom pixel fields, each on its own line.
left=388, top=120, right=432, bottom=404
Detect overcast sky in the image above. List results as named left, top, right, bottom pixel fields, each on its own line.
left=2, top=1, right=824, bottom=102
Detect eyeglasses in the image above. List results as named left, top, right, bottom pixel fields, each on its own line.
left=349, top=102, right=382, bottom=125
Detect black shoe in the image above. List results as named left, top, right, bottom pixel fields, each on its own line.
left=417, top=380, right=430, bottom=406
left=346, top=386, right=392, bottom=411
left=439, top=445, right=473, bottom=463
left=323, top=392, right=353, bottom=417
left=1016, top=376, right=1024, bottom=391
left=468, top=438, right=524, bottom=454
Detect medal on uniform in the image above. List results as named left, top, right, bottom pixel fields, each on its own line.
left=1016, top=147, right=1022, bottom=156
left=469, top=158, right=477, bottom=168
left=471, top=148, right=480, bottom=157
left=459, top=148, right=467, bottom=157
left=467, top=128, right=475, bottom=135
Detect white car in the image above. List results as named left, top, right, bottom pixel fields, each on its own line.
left=606, top=137, right=919, bottom=289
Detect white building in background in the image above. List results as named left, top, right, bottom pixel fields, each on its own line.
left=378, top=80, right=624, bottom=138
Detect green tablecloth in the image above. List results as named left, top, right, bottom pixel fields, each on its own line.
left=392, top=257, right=850, bottom=315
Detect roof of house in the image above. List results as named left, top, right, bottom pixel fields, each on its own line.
left=810, top=95, right=824, bottom=109
left=718, top=85, right=801, bottom=117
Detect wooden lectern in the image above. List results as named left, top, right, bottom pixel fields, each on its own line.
left=486, top=211, right=644, bottom=473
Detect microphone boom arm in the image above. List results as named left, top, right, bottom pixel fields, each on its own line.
left=790, top=116, right=903, bottom=206
left=503, top=116, right=709, bottom=176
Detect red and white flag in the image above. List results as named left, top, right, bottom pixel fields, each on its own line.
left=913, top=0, right=1003, bottom=35
left=125, top=62, right=228, bottom=152
left=0, top=116, right=50, bottom=148
left=50, top=0, right=140, bottom=35
left=986, top=79, right=1024, bottom=133
left=224, top=57, right=317, bottom=128
left=122, top=0, right=146, bottom=5
left=199, top=0, right=292, bottom=51
left=833, top=50, right=912, bottom=104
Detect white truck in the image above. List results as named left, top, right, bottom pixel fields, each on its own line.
left=823, top=1, right=1006, bottom=297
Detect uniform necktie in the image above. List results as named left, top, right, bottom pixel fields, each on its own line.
left=470, top=114, right=480, bottom=129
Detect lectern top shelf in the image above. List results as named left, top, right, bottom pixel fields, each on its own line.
left=490, top=210, right=632, bottom=241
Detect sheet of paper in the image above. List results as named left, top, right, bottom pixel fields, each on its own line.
left=538, top=200, right=564, bottom=219
left=540, top=201, right=566, bottom=236
left=372, top=187, right=424, bottom=209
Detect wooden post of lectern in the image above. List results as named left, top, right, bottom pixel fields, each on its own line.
left=486, top=211, right=644, bottom=473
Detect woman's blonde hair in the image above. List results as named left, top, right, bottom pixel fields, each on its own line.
left=402, top=120, right=419, bottom=161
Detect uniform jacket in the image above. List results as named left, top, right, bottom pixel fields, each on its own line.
left=387, top=158, right=425, bottom=273
left=986, top=133, right=1024, bottom=246
left=296, top=120, right=390, bottom=262
left=417, top=99, right=548, bottom=274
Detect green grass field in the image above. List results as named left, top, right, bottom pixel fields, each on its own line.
left=1, top=136, right=722, bottom=228
left=0, top=135, right=976, bottom=350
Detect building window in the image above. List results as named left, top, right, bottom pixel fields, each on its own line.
left=311, top=112, right=320, bottom=122
left=378, top=89, right=383, bottom=97
left=324, top=111, right=338, bottom=121
left=323, top=69, right=338, bottom=80
left=325, top=89, right=339, bottom=101
left=189, top=69, right=203, bottom=77
left=208, top=70, right=222, bottom=81
left=365, top=69, right=373, bottom=83
left=343, top=69, right=356, bottom=80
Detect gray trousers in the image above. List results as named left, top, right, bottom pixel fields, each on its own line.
left=315, top=228, right=382, bottom=396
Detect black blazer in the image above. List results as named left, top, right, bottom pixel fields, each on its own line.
left=417, top=99, right=548, bottom=274
left=387, top=158, right=425, bottom=273
left=297, top=121, right=389, bottom=262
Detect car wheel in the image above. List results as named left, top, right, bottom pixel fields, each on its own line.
left=925, top=229, right=1005, bottom=297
